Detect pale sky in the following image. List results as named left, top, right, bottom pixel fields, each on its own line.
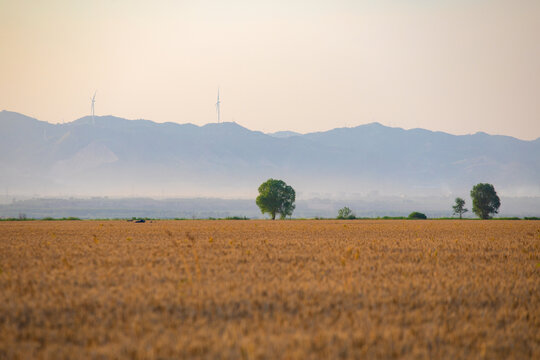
left=1, top=0, right=539, bottom=139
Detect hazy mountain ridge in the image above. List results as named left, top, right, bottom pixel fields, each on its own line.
left=1, top=110, right=539, bottom=199
left=267, top=131, right=302, bottom=138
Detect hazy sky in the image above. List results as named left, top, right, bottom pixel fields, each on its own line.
left=1, top=0, right=539, bottom=139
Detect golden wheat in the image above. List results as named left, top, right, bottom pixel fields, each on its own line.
left=0, top=220, right=538, bottom=359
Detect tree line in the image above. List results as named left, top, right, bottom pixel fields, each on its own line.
left=256, top=179, right=502, bottom=220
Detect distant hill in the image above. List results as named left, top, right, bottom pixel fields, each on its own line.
left=267, top=131, right=302, bottom=138
left=1, top=110, right=539, bottom=200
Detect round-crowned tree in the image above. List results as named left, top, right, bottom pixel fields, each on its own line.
left=470, top=183, right=500, bottom=219
left=408, top=211, right=427, bottom=220
left=256, top=179, right=295, bottom=220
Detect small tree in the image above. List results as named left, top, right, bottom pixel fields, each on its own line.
left=256, top=179, right=296, bottom=220
left=470, top=183, right=500, bottom=219
left=337, top=207, right=355, bottom=219
left=452, top=197, right=468, bottom=219
left=408, top=211, right=427, bottom=219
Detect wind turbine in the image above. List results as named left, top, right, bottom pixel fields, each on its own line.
left=216, top=88, right=221, bottom=123
left=91, top=91, right=97, bottom=125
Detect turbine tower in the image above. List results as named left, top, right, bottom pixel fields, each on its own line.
left=216, top=88, right=221, bottom=123
left=91, top=91, right=97, bottom=125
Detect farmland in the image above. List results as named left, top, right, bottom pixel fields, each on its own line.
left=0, top=220, right=539, bottom=359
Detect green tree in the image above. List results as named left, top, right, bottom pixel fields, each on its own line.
left=256, top=179, right=296, bottom=220
left=408, top=211, right=427, bottom=219
left=470, top=183, right=500, bottom=219
left=452, top=197, right=468, bottom=219
left=337, top=207, right=355, bottom=219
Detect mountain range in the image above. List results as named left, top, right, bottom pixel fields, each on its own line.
left=1, top=110, right=539, bottom=201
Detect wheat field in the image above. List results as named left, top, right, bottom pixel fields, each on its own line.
left=0, top=220, right=539, bottom=359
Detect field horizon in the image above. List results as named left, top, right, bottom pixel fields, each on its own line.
left=2, top=195, right=539, bottom=220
